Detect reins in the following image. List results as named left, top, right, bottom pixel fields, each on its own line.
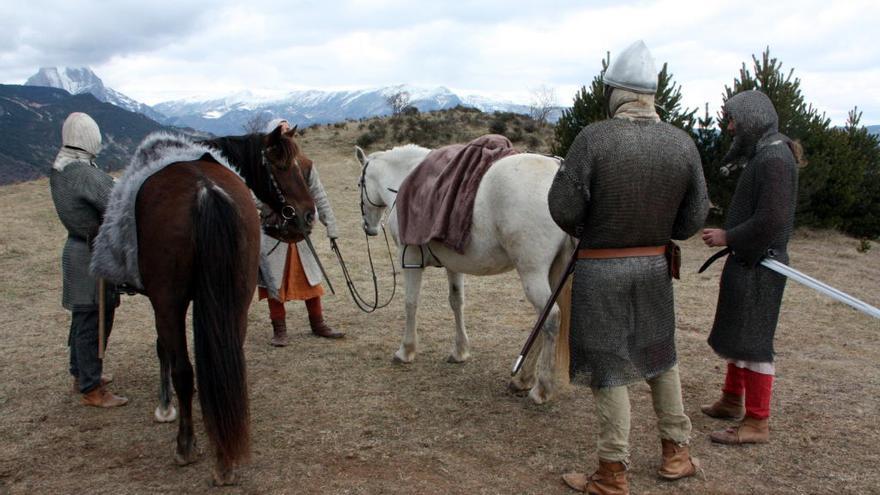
left=330, top=158, right=399, bottom=313
left=331, top=230, right=397, bottom=313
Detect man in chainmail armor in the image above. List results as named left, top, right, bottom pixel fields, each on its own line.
left=548, top=40, right=708, bottom=494
left=49, top=112, right=127, bottom=408
left=701, top=90, right=799, bottom=445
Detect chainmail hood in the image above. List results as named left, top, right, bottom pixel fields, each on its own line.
left=721, top=90, right=779, bottom=168
left=54, top=112, right=102, bottom=171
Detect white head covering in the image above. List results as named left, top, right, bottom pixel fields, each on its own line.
left=54, top=112, right=102, bottom=171
left=265, top=118, right=289, bottom=133
left=603, top=40, right=658, bottom=95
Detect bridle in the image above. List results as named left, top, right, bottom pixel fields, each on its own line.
left=262, top=148, right=304, bottom=232
left=330, top=157, right=398, bottom=313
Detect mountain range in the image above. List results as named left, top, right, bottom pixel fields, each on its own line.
left=0, top=84, right=171, bottom=184
left=25, top=67, right=548, bottom=135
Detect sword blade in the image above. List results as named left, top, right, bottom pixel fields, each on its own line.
left=303, top=234, right=335, bottom=295
left=761, top=258, right=880, bottom=319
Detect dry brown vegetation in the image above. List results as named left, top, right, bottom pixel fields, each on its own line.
left=0, top=116, right=878, bottom=494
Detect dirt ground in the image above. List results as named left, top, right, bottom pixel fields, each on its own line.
left=1, top=125, right=878, bottom=494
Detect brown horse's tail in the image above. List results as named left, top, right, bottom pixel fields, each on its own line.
left=191, top=181, right=250, bottom=465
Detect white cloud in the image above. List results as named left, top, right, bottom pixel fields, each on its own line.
left=1, top=0, right=878, bottom=124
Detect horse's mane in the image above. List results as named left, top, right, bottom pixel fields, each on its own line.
left=201, top=134, right=265, bottom=182
left=381, top=144, right=431, bottom=172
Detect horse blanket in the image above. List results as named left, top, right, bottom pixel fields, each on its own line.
left=396, top=134, right=518, bottom=253
left=90, top=132, right=243, bottom=289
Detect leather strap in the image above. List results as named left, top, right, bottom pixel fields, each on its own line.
left=578, top=245, right=666, bottom=259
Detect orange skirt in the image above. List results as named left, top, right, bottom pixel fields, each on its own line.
left=258, top=244, right=324, bottom=302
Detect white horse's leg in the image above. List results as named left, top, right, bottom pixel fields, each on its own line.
left=511, top=269, right=559, bottom=404
left=393, top=267, right=423, bottom=363
left=445, top=270, right=470, bottom=363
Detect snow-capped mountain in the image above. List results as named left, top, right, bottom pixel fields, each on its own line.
left=25, top=67, right=166, bottom=122
left=154, top=84, right=543, bottom=135
left=23, top=67, right=554, bottom=135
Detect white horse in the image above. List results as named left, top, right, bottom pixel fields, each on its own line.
left=354, top=144, right=574, bottom=403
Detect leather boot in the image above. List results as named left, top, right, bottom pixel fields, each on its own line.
left=81, top=385, right=128, bottom=408
left=270, top=318, right=288, bottom=347
left=701, top=392, right=745, bottom=420
left=306, top=298, right=344, bottom=339
left=562, top=460, right=628, bottom=494
left=657, top=439, right=699, bottom=480
left=710, top=416, right=770, bottom=445
left=72, top=374, right=113, bottom=393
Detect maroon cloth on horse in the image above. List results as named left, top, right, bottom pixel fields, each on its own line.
left=396, top=134, right=518, bottom=253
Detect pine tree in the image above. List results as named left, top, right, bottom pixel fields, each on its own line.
left=707, top=47, right=879, bottom=237
left=551, top=54, right=696, bottom=157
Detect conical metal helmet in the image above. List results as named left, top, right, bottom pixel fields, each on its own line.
left=603, top=40, right=658, bottom=95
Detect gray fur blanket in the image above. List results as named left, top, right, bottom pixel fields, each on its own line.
left=90, top=132, right=242, bottom=289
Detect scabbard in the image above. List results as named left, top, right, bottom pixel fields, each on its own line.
left=303, top=234, right=335, bottom=295
left=698, top=247, right=731, bottom=273
left=98, top=278, right=106, bottom=360
left=511, top=246, right=578, bottom=376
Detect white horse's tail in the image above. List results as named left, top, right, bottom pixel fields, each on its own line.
left=547, top=235, right=577, bottom=387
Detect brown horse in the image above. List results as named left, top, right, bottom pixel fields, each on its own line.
left=136, top=126, right=315, bottom=485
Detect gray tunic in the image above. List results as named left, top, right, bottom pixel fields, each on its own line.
left=259, top=164, right=338, bottom=300
left=49, top=160, right=117, bottom=311
left=548, top=118, right=709, bottom=387
left=708, top=91, right=798, bottom=363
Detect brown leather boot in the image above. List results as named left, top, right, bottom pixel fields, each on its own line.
left=658, top=439, right=699, bottom=480
left=270, top=318, right=288, bottom=347
left=562, top=460, right=628, bottom=494
left=81, top=386, right=128, bottom=408
left=306, top=297, right=344, bottom=339
left=72, top=374, right=113, bottom=393
left=701, top=392, right=745, bottom=420
left=710, top=416, right=770, bottom=445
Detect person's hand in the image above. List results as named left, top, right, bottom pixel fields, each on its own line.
left=702, top=228, right=727, bottom=248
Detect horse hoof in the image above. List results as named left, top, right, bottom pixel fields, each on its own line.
left=154, top=405, right=178, bottom=423
left=507, top=378, right=532, bottom=396
left=391, top=352, right=414, bottom=364
left=212, top=467, right=238, bottom=486
left=175, top=452, right=197, bottom=466
left=528, top=386, right=549, bottom=405
left=446, top=353, right=469, bottom=364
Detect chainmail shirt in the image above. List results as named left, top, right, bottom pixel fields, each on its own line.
left=548, top=118, right=708, bottom=387
left=708, top=90, right=798, bottom=362
left=50, top=160, right=119, bottom=311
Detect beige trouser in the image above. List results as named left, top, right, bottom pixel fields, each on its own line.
left=590, top=364, right=692, bottom=463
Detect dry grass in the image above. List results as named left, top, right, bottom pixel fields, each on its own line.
left=0, top=121, right=878, bottom=494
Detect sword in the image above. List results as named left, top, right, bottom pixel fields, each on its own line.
left=761, top=258, right=880, bottom=319
left=302, top=233, right=335, bottom=295
left=699, top=249, right=880, bottom=319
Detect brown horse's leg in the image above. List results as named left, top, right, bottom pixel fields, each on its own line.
left=152, top=300, right=197, bottom=466
left=154, top=339, right=176, bottom=423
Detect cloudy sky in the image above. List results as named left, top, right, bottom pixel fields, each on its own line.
left=2, top=0, right=878, bottom=124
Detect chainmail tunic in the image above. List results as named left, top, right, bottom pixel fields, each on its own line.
left=708, top=91, right=798, bottom=363
left=49, top=160, right=119, bottom=311
left=548, top=118, right=708, bottom=387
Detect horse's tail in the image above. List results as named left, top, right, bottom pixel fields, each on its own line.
left=191, top=181, right=250, bottom=465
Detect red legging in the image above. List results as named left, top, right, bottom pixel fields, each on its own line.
left=722, top=362, right=773, bottom=420
left=267, top=297, right=322, bottom=321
